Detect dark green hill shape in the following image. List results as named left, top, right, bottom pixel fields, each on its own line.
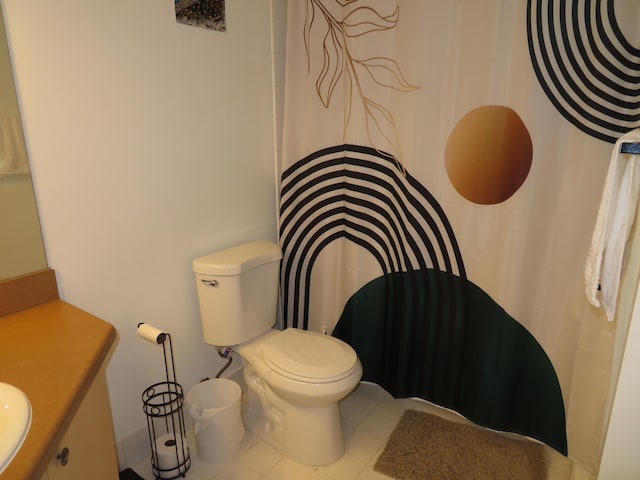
left=333, top=269, right=567, bottom=454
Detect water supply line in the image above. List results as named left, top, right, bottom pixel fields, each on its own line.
left=215, top=347, right=234, bottom=378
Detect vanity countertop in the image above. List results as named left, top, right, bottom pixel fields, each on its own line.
left=0, top=299, right=117, bottom=479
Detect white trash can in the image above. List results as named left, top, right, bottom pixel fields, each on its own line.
left=186, top=378, right=245, bottom=464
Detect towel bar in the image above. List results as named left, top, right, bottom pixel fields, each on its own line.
left=620, top=142, right=640, bottom=154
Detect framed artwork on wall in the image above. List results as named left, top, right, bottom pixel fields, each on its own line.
left=175, top=0, right=226, bottom=32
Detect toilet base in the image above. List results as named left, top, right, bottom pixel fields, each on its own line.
left=243, top=399, right=344, bottom=466
left=241, top=363, right=345, bottom=466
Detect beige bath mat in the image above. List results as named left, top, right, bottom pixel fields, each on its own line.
left=374, top=409, right=547, bottom=480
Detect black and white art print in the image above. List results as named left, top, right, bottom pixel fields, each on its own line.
left=175, top=0, right=226, bottom=32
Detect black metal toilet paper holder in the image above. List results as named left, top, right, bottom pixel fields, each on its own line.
left=139, top=324, right=191, bottom=479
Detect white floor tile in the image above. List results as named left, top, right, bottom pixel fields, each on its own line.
left=354, top=411, right=398, bottom=440
left=264, top=458, right=316, bottom=480
left=307, top=471, right=337, bottom=480
left=354, top=464, right=395, bottom=480
left=132, top=456, right=205, bottom=480
left=344, top=429, right=386, bottom=462
left=237, top=441, right=283, bottom=474
left=214, top=460, right=263, bottom=480
left=341, top=418, right=357, bottom=438
left=319, top=452, right=367, bottom=480
left=339, top=398, right=374, bottom=428
left=370, top=397, right=414, bottom=421
left=184, top=457, right=228, bottom=480
left=344, top=382, right=391, bottom=409
left=236, top=431, right=260, bottom=456
left=131, top=458, right=154, bottom=479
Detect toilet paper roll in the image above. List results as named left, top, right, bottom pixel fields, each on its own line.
left=137, top=323, right=167, bottom=344
left=154, top=433, right=189, bottom=479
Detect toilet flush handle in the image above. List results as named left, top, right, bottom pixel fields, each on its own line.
left=201, top=279, right=219, bottom=287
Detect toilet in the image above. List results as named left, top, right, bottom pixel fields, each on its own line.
left=192, top=240, right=362, bottom=466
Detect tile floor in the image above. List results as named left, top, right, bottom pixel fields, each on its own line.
left=132, top=382, right=596, bottom=480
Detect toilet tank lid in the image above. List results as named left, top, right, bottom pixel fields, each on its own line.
left=193, top=240, right=282, bottom=276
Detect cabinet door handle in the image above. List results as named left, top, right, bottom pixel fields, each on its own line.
left=56, top=447, right=70, bottom=466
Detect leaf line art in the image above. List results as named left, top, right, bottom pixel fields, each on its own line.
left=303, top=0, right=420, bottom=171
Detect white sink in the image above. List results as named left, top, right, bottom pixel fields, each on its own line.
left=0, top=382, right=32, bottom=474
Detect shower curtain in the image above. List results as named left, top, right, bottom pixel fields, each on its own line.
left=279, top=0, right=640, bottom=471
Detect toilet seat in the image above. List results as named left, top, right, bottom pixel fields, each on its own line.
left=261, top=328, right=358, bottom=383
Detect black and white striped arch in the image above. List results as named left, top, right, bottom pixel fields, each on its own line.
left=279, top=144, right=466, bottom=329
left=527, top=0, right=640, bottom=143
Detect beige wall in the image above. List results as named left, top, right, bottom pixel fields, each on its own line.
left=2, top=0, right=279, bottom=464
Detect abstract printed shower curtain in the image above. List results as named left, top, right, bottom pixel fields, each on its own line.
left=279, top=0, right=640, bottom=471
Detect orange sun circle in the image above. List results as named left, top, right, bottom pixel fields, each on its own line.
left=445, top=106, right=533, bottom=205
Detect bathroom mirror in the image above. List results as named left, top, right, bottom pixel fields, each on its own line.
left=0, top=5, right=47, bottom=281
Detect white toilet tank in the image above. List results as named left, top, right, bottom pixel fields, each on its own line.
left=193, top=241, right=282, bottom=347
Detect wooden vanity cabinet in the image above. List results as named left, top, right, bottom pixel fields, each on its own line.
left=39, top=368, right=118, bottom=480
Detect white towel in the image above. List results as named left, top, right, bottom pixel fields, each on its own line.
left=0, top=113, right=30, bottom=176
left=585, top=128, right=640, bottom=321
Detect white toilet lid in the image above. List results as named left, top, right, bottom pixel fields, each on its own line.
left=261, top=328, right=358, bottom=381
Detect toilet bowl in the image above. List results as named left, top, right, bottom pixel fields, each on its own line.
left=237, top=328, right=362, bottom=466
left=192, top=241, right=362, bottom=466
